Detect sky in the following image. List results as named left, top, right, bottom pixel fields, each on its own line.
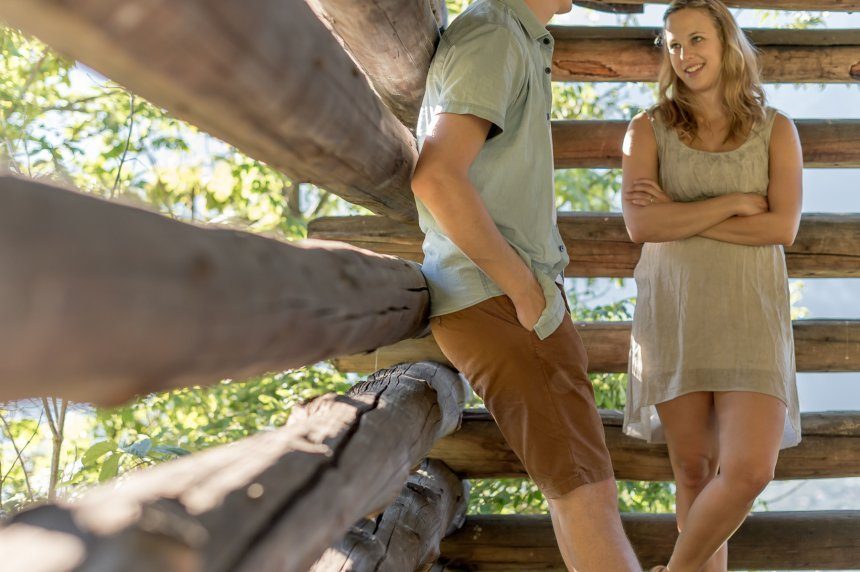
left=554, top=4, right=860, bottom=532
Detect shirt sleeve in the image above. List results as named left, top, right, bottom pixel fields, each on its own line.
left=437, top=24, right=525, bottom=136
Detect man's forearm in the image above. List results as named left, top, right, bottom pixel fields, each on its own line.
left=698, top=212, right=797, bottom=246
left=414, top=172, right=537, bottom=299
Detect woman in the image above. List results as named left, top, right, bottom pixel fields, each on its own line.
left=620, top=1, right=803, bottom=570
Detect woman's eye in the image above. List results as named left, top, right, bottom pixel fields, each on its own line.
left=693, top=36, right=703, bottom=42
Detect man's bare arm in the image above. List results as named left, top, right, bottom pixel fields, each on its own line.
left=411, top=112, right=545, bottom=330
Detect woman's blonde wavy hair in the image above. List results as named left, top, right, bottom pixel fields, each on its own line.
left=655, top=0, right=766, bottom=144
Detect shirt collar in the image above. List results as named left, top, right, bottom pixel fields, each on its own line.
left=497, top=0, right=551, bottom=41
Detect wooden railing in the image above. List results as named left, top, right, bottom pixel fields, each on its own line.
left=0, top=0, right=858, bottom=570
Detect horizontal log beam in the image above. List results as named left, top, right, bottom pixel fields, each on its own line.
left=307, top=212, right=860, bottom=278
left=553, top=119, right=860, bottom=168
left=576, top=0, right=860, bottom=9
left=0, top=176, right=430, bottom=404
left=0, top=363, right=468, bottom=572
left=0, top=0, right=419, bottom=220
left=440, top=512, right=860, bottom=570
left=430, top=409, right=860, bottom=481
left=307, top=0, right=445, bottom=129
left=551, top=27, right=860, bottom=83
left=311, top=459, right=468, bottom=571
left=334, top=319, right=860, bottom=374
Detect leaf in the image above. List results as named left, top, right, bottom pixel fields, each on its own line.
left=124, top=438, right=152, bottom=458
left=151, top=445, right=191, bottom=457
left=98, top=453, right=122, bottom=483
left=82, top=440, right=118, bottom=466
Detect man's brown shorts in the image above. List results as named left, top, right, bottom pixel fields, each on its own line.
left=430, top=284, right=614, bottom=499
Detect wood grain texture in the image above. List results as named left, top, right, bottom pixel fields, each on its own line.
left=440, top=512, right=860, bottom=570
left=0, top=363, right=468, bottom=572
left=334, top=320, right=860, bottom=374
left=307, top=0, right=445, bottom=129
left=311, top=459, right=467, bottom=572
left=551, top=27, right=860, bottom=83
left=430, top=409, right=860, bottom=481
left=552, top=119, right=860, bottom=168
left=0, top=0, right=419, bottom=220
left=308, top=212, right=860, bottom=278
left=0, top=176, right=430, bottom=404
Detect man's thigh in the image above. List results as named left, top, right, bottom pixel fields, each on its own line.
left=430, top=294, right=613, bottom=498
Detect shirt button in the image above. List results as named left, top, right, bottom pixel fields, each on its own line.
left=546, top=113, right=550, bottom=120
left=543, top=38, right=550, bottom=45
left=559, top=245, right=565, bottom=252
left=544, top=67, right=551, bottom=74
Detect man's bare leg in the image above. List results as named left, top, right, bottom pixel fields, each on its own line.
left=547, top=478, right=641, bottom=572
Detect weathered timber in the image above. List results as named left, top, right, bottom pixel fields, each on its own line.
left=308, top=0, right=446, bottom=129
left=551, top=27, right=860, bottom=82
left=334, top=320, right=860, bottom=374
left=0, top=363, right=468, bottom=572
left=553, top=119, right=860, bottom=168
left=576, top=0, right=860, bottom=9
left=311, top=459, right=467, bottom=572
left=573, top=2, right=644, bottom=13
left=307, top=213, right=860, bottom=278
left=430, top=409, right=860, bottom=481
left=0, top=0, right=419, bottom=220
left=439, top=512, right=860, bottom=570
left=0, top=176, right=429, bottom=404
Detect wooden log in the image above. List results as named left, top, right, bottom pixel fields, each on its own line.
left=430, top=409, right=860, bottom=481
left=551, top=27, right=860, bottom=83
left=311, top=459, right=468, bottom=572
left=307, top=212, right=860, bottom=278
left=573, top=2, right=644, bottom=13
left=0, top=0, right=419, bottom=221
left=307, top=0, right=445, bottom=130
left=0, top=175, right=430, bottom=404
left=0, top=362, right=468, bottom=572
left=576, top=0, right=860, bottom=9
left=439, top=511, right=860, bottom=570
left=334, top=319, right=860, bottom=374
left=553, top=119, right=860, bottom=168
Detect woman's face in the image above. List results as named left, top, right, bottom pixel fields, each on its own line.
left=664, top=8, right=724, bottom=95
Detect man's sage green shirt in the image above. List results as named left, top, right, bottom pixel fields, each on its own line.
left=415, top=0, right=569, bottom=340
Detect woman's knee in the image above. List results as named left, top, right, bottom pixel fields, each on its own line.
left=721, top=464, right=775, bottom=499
left=672, top=453, right=717, bottom=490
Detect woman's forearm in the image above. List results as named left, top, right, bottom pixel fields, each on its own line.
left=624, top=195, right=738, bottom=243
left=698, top=212, right=798, bottom=246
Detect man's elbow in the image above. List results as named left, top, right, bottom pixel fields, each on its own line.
left=411, top=167, right=446, bottom=202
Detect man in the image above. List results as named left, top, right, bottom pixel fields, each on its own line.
left=410, top=0, right=641, bottom=569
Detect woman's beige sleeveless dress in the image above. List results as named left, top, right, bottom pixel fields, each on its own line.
left=623, top=106, right=802, bottom=449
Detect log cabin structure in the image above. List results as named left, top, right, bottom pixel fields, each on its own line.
left=0, top=0, right=858, bottom=570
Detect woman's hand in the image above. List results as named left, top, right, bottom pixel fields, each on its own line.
left=623, top=178, right=673, bottom=207
left=732, top=193, right=769, bottom=217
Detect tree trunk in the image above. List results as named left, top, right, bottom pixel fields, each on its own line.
left=311, top=459, right=467, bottom=572
left=0, top=0, right=420, bottom=220
left=307, top=0, right=446, bottom=129
left=308, top=212, right=860, bottom=278
left=551, top=27, right=860, bottom=82
left=430, top=409, right=860, bottom=481
left=440, top=511, right=860, bottom=570
left=0, top=176, right=429, bottom=404
left=0, top=363, right=468, bottom=572
left=333, top=319, right=860, bottom=374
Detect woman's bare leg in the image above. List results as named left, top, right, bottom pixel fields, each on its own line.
left=656, top=392, right=726, bottom=572
left=665, top=391, right=785, bottom=572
